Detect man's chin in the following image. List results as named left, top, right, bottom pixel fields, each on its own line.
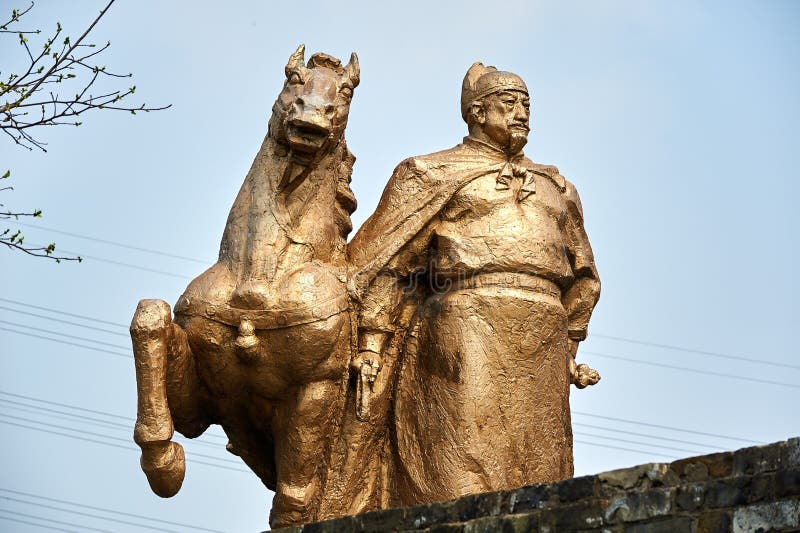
left=509, top=132, right=528, bottom=154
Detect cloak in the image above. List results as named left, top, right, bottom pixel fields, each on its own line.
left=320, top=140, right=566, bottom=515
left=347, top=141, right=564, bottom=297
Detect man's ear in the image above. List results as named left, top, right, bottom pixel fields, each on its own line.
left=470, top=102, right=485, bottom=125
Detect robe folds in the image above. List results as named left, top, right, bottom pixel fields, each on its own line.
left=320, top=138, right=600, bottom=515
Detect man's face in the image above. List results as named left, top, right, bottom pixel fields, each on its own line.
left=480, top=90, right=530, bottom=154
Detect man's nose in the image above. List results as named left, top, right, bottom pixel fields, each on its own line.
left=513, top=100, right=529, bottom=121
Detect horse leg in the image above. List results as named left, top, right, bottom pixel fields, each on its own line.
left=269, top=379, right=345, bottom=528
left=131, top=299, right=208, bottom=497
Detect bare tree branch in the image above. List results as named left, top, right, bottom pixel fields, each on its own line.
left=1, top=1, right=169, bottom=262
left=1, top=0, right=171, bottom=151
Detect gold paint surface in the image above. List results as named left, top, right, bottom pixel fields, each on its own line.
left=130, top=54, right=600, bottom=528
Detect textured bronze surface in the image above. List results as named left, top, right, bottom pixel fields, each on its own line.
left=130, top=52, right=601, bottom=529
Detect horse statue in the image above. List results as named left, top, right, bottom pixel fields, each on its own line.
left=130, top=44, right=360, bottom=528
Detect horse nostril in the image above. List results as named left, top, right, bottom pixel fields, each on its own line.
left=324, top=105, right=334, bottom=116
left=294, top=97, right=305, bottom=109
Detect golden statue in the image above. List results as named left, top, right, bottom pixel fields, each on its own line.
left=130, top=51, right=601, bottom=529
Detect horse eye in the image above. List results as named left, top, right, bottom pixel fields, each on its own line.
left=288, top=72, right=302, bottom=85
left=340, top=87, right=353, bottom=99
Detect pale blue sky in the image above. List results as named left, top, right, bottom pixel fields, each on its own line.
left=1, top=1, right=798, bottom=531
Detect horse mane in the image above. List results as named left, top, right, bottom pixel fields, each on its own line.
left=307, top=53, right=344, bottom=74
left=218, top=130, right=356, bottom=282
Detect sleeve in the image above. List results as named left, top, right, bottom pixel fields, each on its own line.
left=561, top=178, right=601, bottom=342
left=355, top=160, right=437, bottom=354
left=357, top=220, right=434, bottom=354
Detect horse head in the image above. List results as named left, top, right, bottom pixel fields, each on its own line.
left=271, top=44, right=360, bottom=164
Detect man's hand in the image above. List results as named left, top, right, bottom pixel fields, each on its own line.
left=568, top=339, right=601, bottom=389
left=571, top=362, right=601, bottom=388
left=351, top=350, right=381, bottom=383
left=353, top=350, right=382, bottom=421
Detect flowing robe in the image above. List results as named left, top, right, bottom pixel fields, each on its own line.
left=323, top=137, right=600, bottom=514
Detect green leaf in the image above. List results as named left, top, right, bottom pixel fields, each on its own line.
left=1, top=170, right=9, bottom=179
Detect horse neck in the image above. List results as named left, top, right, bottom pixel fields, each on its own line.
left=218, top=131, right=353, bottom=283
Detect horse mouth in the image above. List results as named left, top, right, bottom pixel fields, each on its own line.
left=286, top=123, right=330, bottom=153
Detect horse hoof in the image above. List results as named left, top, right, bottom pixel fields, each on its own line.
left=140, top=441, right=185, bottom=498
left=269, top=483, right=310, bottom=528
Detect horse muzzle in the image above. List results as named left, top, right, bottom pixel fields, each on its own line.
left=286, top=116, right=332, bottom=154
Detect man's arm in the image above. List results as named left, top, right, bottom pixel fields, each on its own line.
left=348, top=157, right=438, bottom=384
left=562, top=178, right=601, bottom=388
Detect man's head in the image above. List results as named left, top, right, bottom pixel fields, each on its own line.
left=461, top=63, right=530, bottom=155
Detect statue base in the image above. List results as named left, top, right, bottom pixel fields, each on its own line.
left=270, top=437, right=800, bottom=532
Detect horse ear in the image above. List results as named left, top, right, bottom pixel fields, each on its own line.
left=285, top=44, right=305, bottom=78
left=345, top=52, right=360, bottom=88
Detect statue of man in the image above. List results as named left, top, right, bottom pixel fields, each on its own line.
left=338, top=62, right=601, bottom=510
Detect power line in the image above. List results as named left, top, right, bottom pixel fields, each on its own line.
left=0, top=398, right=224, bottom=449
left=1, top=401, right=129, bottom=431
left=0, top=327, right=131, bottom=358
left=0, top=323, right=785, bottom=446
left=0, top=508, right=112, bottom=533
left=0, top=403, right=227, bottom=452
left=3, top=409, right=676, bottom=469
left=6, top=218, right=797, bottom=373
left=3, top=395, right=696, bottom=460
left=591, top=333, right=800, bottom=371
left=0, top=390, right=712, bottom=464
left=584, top=350, right=800, bottom=390
left=0, top=391, right=230, bottom=443
left=4, top=296, right=796, bottom=376
left=6, top=319, right=794, bottom=393
left=1, top=494, right=180, bottom=533
left=0, top=413, right=242, bottom=467
left=0, top=320, right=130, bottom=351
left=0, top=513, right=75, bottom=533
left=576, top=431, right=706, bottom=455
left=49, top=247, right=193, bottom=280
left=0, top=390, right=130, bottom=421
left=0, top=305, right=128, bottom=337
left=0, top=418, right=134, bottom=452
left=572, top=421, right=721, bottom=450
left=573, top=440, right=677, bottom=460
left=5, top=388, right=717, bottom=460
left=0, top=297, right=128, bottom=328
left=11, top=220, right=211, bottom=264
left=0, top=419, right=249, bottom=474
left=571, top=410, right=763, bottom=444
left=0, top=488, right=224, bottom=533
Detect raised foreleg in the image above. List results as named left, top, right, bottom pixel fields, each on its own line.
left=131, top=299, right=209, bottom=497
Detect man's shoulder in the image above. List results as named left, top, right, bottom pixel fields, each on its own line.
left=394, top=143, right=472, bottom=174
left=525, top=158, right=569, bottom=193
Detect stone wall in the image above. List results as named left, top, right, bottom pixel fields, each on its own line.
left=275, top=437, right=800, bottom=532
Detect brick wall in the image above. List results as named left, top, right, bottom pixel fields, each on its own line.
left=274, top=437, right=800, bottom=532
